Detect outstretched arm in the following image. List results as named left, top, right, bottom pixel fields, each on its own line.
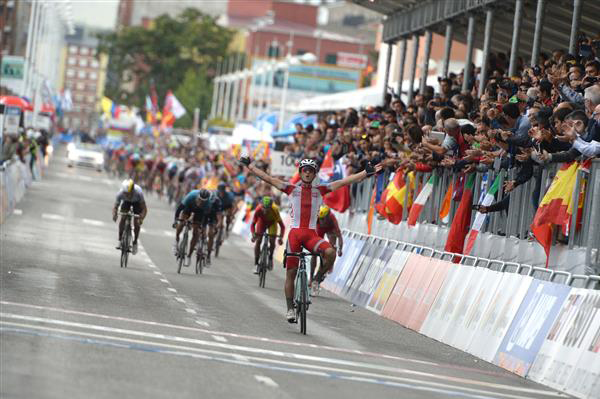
left=241, top=158, right=287, bottom=191
left=329, top=163, right=383, bottom=192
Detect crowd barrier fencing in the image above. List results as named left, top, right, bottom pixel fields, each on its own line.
left=0, top=153, right=44, bottom=224
left=319, top=229, right=599, bottom=399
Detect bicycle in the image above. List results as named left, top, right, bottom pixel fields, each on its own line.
left=257, top=233, right=276, bottom=288
left=283, top=250, right=317, bottom=335
left=214, top=223, right=224, bottom=258
left=195, top=228, right=207, bottom=275
left=176, top=218, right=193, bottom=274
left=119, top=210, right=139, bottom=269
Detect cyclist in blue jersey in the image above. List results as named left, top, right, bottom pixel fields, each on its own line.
left=217, top=182, right=236, bottom=233
left=173, top=189, right=222, bottom=266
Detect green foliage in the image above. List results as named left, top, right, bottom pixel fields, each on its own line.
left=207, top=117, right=235, bottom=128
left=98, top=8, right=234, bottom=113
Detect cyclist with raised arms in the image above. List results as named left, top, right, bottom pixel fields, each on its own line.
left=113, top=179, right=147, bottom=255
left=309, top=205, right=344, bottom=294
left=240, top=156, right=381, bottom=322
left=173, top=189, right=222, bottom=266
left=250, top=196, right=285, bottom=274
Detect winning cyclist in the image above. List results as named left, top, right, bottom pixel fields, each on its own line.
left=310, top=205, right=343, bottom=295
left=112, top=179, right=147, bottom=255
left=173, top=189, right=221, bottom=266
left=240, top=156, right=380, bottom=322
left=250, top=196, right=285, bottom=274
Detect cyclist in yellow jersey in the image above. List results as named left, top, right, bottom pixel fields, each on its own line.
left=250, top=196, right=285, bottom=273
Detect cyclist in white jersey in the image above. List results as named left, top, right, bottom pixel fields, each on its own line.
left=240, top=157, right=381, bottom=322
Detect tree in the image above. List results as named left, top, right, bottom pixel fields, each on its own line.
left=173, top=67, right=212, bottom=129
left=98, top=8, right=233, bottom=113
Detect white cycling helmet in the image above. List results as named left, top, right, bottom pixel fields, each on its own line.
left=122, top=179, right=135, bottom=193
left=298, top=158, right=318, bottom=172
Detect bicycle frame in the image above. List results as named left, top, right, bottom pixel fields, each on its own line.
left=118, top=210, right=139, bottom=268
left=285, top=250, right=311, bottom=335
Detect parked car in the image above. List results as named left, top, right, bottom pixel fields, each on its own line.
left=67, top=142, right=104, bottom=172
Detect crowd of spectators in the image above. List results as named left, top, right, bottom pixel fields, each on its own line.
left=281, top=35, right=600, bottom=216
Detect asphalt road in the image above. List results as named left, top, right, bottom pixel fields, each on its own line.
left=1, top=147, right=571, bottom=399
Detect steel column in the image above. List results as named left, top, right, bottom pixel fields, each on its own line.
left=223, top=74, right=233, bottom=122
left=229, top=73, right=240, bottom=122
left=382, top=42, right=393, bottom=105
left=406, top=33, right=420, bottom=105
left=419, top=30, right=433, bottom=95
left=462, top=14, right=475, bottom=92
left=237, top=70, right=249, bottom=121
left=442, top=23, right=453, bottom=78
left=531, top=0, right=546, bottom=66
left=478, top=8, right=495, bottom=98
left=569, top=0, right=583, bottom=55
left=508, top=0, right=524, bottom=77
left=396, top=37, right=407, bottom=100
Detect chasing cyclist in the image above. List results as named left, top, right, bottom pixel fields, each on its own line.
left=216, top=182, right=236, bottom=235
left=240, top=157, right=381, bottom=323
left=250, top=196, right=285, bottom=274
left=112, top=179, right=147, bottom=255
left=173, top=189, right=222, bottom=267
left=310, top=205, right=343, bottom=295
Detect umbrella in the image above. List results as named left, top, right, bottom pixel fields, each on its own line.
left=0, top=95, right=31, bottom=109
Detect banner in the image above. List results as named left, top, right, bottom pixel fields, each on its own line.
left=494, top=280, right=571, bottom=376
left=366, top=249, right=411, bottom=314
left=528, top=289, right=600, bottom=396
left=340, top=240, right=382, bottom=300
left=270, top=150, right=296, bottom=177
left=322, top=237, right=366, bottom=295
left=406, top=259, right=452, bottom=331
left=466, top=273, right=534, bottom=362
left=350, top=244, right=392, bottom=307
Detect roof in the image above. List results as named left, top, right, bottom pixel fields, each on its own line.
left=352, top=0, right=600, bottom=58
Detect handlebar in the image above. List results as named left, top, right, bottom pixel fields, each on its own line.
left=119, top=211, right=140, bottom=218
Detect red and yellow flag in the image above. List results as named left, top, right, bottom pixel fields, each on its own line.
left=531, top=162, right=579, bottom=267
left=375, top=169, right=415, bottom=224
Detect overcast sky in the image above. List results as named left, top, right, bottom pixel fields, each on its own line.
left=71, top=0, right=119, bottom=30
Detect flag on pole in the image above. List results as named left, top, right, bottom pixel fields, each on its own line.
left=444, top=174, right=475, bottom=259
left=367, top=184, right=377, bottom=234
left=322, top=155, right=350, bottom=212
left=464, top=174, right=502, bottom=255
left=439, top=181, right=453, bottom=223
left=376, top=169, right=415, bottom=224
left=531, top=162, right=579, bottom=267
left=408, top=174, right=438, bottom=226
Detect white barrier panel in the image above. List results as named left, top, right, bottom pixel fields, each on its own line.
left=381, top=252, right=422, bottom=320
left=451, top=268, right=505, bottom=352
left=366, top=249, right=411, bottom=315
left=493, top=280, right=571, bottom=377
left=352, top=245, right=394, bottom=308
left=342, top=241, right=386, bottom=302
left=323, top=238, right=366, bottom=296
left=419, top=265, right=475, bottom=342
left=528, top=289, right=600, bottom=399
left=340, top=239, right=379, bottom=299
left=465, top=273, right=533, bottom=362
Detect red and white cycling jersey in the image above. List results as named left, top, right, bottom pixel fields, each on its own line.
left=281, top=182, right=331, bottom=229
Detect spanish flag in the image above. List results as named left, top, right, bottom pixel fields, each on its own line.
left=531, top=162, right=579, bottom=267
left=376, top=169, right=415, bottom=224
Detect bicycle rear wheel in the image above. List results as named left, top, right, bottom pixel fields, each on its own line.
left=195, top=245, right=203, bottom=275
left=299, top=272, right=307, bottom=335
left=120, top=224, right=130, bottom=268
left=177, top=232, right=188, bottom=274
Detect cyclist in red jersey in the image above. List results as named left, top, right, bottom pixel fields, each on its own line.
left=240, top=156, right=381, bottom=323
left=250, top=196, right=285, bottom=273
left=310, top=205, right=343, bottom=294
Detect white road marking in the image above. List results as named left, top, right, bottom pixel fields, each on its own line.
left=212, top=335, right=227, bottom=343
left=13, top=209, right=23, bottom=215
left=185, top=309, right=197, bottom=315
left=82, top=218, right=105, bottom=227
left=163, top=230, right=175, bottom=237
left=167, top=288, right=177, bottom=293
left=174, top=297, right=186, bottom=303
left=254, top=375, right=278, bottom=388
left=153, top=271, right=162, bottom=276
left=0, top=320, right=554, bottom=399
left=41, top=213, right=65, bottom=221
left=140, top=228, right=147, bottom=233
left=147, top=263, right=156, bottom=268
left=195, top=320, right=210, bottom=327
left=160, top=279, right=169, bottom=283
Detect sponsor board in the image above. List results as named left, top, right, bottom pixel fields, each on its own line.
left=381, top=253, right=421, bottom=320
left=366, top=249, right=411, bottom=314
left=406, top=259, right=452, bottom=331
left=271, top=150, right=296, bottom=177
left=494, top=280, right=571, bottom=376
left=323, top=237, right=366, bottom=295
left=340, top=239, right=383, bottom=300
left=351, top=245, right=394, bottom=307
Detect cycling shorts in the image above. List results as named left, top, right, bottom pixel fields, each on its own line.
left=120, top=201, right=143, bottom=215
left=316, top=226, right=337, bottom=238
left=255, top=220, right=278, bottom=237
left=285, top=228, right=331, bottom=269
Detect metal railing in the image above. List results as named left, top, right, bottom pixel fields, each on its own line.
left=348, top=159, right=600, bottom=271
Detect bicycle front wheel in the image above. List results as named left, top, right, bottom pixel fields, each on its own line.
left=195, top=251, right=203, bottom=275
left=177, top=238, right=187, bottom=274
left=120, top=227, right=130, bottom=268
left=299, top=272, right=307, bottom=335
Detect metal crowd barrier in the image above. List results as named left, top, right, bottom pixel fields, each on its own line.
left=343, top=229, right=600, bottom=290
left=348, top=159, right=600, bottom=272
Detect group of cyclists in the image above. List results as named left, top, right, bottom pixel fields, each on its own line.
left=110, top=135, right=378, bottom=322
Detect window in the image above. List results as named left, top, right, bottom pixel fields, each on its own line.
left=69, top=45, right=78, bottom=54
left=296, top=49, right=307, bottom=56
left=63, top=116, right=70, bottom=126
left=267, top=45, right=280, bottom=58
left=91, top=48, right=97, bottom=56
left=89, top=71, right=98, bottom=80
left=76, top=82, right=85, bottom=90
left=325, top=53, right=337, bottom=65
left=65, top=81, right=74, bottom=89
left=90, top=59, right=99, bottom=68
left=66, top=69, right=75, bottom=77
left=72, top=117, right=80, bottom=126
left=68, top=57, right=76, bottom=65
left=80, top=47, right=89, bottom=55
left=77, top=70, right=86, bottom=79
left=87, top=83, right=97, bottom=91
left=79, top=58, right=88, bottom=67
left=87, top=95, right=95, bottom=103
left=74, top=94, right=83, bottom=102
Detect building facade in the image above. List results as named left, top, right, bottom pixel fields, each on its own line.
left=116, top=0, right=226, bottom=29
